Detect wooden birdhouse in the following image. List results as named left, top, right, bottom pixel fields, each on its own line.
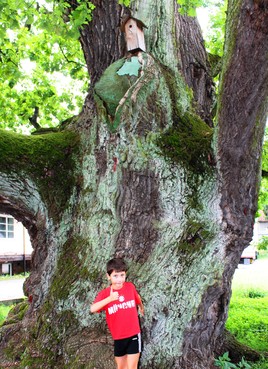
left=120, top=16, right=147, bottom=53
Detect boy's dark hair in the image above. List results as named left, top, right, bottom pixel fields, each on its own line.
left=107, top=258, right=127, bottom=276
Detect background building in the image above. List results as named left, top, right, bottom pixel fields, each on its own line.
left=0, top=214, right=32, bottom=275
left=254, top=211, right=268, bottom=241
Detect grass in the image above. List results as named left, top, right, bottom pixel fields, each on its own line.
left=250, top=360, right=268, bottom=369
left=0, top=272, right=29, bottom=281
left=226, top=294, right=268, bottom=351
left=0, top=274, right=27, bottom=325
left=0, top=304, right=13, bottom=325
left=224, top=250, right=268, bottom=368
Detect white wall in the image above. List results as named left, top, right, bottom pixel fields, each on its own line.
left=0, top=214, right=32, bottom=256
left=257, top=221, right=268, bottom=239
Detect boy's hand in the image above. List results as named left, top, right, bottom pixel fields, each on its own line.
left=110, top=287, right=119, bottom=302
left=138, top=305, right=145, bottom=316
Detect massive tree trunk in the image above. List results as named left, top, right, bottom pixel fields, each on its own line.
left=0, top=0, right=268, bottom=368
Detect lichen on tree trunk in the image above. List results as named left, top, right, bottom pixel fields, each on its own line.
left=0, top=0, right=268, bottom=368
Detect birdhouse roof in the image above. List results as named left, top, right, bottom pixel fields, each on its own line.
left=120, top=16, right=148, bottom=32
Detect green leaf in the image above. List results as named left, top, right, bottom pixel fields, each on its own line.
left=118, top=0, right=131, bottom=6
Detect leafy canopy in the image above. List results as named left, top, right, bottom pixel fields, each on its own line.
left=0, top=0, right=95, bottom=132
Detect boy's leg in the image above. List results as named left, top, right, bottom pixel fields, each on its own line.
left=126, top=353, right=140, bottom=369
left=115, top=355, right=128, bottom=369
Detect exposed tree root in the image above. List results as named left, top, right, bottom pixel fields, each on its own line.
left=215, top=329, right=267, bottom=363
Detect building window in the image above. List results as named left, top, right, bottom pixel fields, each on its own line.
left=0, top=216, right=14, bottom=238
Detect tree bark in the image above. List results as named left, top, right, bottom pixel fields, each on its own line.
left=215, top=329, right=264, bottom=363
left=0, top=1, right=268, bottom=369
left=79, top=0, right=128, bottom=87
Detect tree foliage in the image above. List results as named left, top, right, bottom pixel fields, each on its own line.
left=0, top=0, right=96, bottom=132
left=201, top=0, right=227, bottom=57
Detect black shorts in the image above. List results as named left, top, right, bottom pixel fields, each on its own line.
left=114, top=333, right=142, bottom=357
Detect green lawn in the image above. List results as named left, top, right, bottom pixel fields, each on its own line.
left=0, top=304, right=13, bottom=326
left=226, top=295, right=268, bottom=352
left=0, top=272, right=29, bottom=281
left=224, top=251, right=268, bottom=368
left=0, top=274, right=27, bottom=325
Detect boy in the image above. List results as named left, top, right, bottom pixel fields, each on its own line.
left=90, top=258, right=144, bottom=369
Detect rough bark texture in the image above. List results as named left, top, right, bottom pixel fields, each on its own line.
left=215, top=329, right=263, bottom=363
left=79, top=0, right=128, bottom=86
left=0, top=0, right=268, bottom=369
left=175, top=12, right=214, bottom=126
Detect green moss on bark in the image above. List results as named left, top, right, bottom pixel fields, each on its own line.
left=1, top=301, right=29, bottom=327
left=19, top=303, right=79, bottom=369
left=156, top=111, right=213, bottom=173
left=151, top=63, right=213, bottom=174
left=0, top=129, right=80, bottom=220
left=178, top=220, right=214, bottom=254
left=49, top=236, right=94, bottom=301
left=0, top=302, right=30, bottom=363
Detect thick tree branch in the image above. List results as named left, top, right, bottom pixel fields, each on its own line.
left=217, top=0, right=268, bottom=239
left=29, top=107, right=41, bottom=130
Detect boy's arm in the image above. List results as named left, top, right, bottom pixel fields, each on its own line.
left=137, top=294, right=145, bottom=316
left=90, top=287, right=119, bottom=313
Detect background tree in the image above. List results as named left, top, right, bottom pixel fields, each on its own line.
left=257, top=136, right=268, bottom=216
left=0, top=0, right=90, bottom=131
left=0, top=1, right=268, bottom=369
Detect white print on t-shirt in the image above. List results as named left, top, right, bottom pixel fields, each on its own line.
left=108, top=299, right=136, bottom=315
left=119, top=295, right=125, bottom=302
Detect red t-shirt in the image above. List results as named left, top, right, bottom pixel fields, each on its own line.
left=93, top=281, right=141, bottom=340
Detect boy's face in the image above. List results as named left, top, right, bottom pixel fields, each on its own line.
left=107, top=270, right=126, bottom=290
